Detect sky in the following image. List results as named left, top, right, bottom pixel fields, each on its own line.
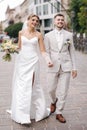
left=0, top=0, right=24, bottom=21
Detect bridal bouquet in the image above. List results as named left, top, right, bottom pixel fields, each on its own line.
left=1, top=40, right=18, bottom=61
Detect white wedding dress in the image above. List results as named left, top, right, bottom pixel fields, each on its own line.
left=10, top=36, right=50, bottom=124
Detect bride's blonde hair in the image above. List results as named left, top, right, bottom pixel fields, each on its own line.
left=27, top=14, right=40, bottom=25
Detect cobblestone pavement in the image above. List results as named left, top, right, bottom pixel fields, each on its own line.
left=0, top=51, right=87, bottom=130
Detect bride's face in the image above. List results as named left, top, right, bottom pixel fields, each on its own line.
left=28, top=16, right=39, bottom=28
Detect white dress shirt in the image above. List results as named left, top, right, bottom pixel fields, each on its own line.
left=55, top=28, right=64, bottom=50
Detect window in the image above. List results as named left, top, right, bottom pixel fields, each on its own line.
left=44, top=0, right=50, bottom=2
left=25, top=9, right=28, bottom=15
left=34, top=0, right=38, bottom=4
left=44, top=30, right=51, bottom=34
left=54, top=2, right=60, bottom=13
left=34, top=0, right=41, bottom=4
left=39, top=20, right=42, bottom=26
left=36, top=6, right=41, bottom=15
left=44, top=19, right=52, bottom=27
left=43, top=4, right=48, bottom=15
left=51, top=3, right=53, bottom=14
left=39, top=0, right=41, bottom=3
left=9, top=20, right=14, bottom=25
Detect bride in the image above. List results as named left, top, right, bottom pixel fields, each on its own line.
left=9, top=14, right=53, bottom=124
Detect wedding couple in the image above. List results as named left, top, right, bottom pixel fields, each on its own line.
left=9, top=13, right=77, bottom=124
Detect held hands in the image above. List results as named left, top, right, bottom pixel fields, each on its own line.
left=16, top=47, right=21, bottom=53
left=72, top=70, right=77, bottom=78
left=42, top=52, right=53, bottom=67
left=6, top=49, right=10, bottom=54
left=48, top=62, right=53, bottom=67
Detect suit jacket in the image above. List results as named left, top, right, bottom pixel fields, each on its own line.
left=44, top=29, right=76, bottom=72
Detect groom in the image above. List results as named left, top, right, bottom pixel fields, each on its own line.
left=44, top=13, right=77, bottom=123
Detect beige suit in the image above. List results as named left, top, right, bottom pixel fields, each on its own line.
left=44, top=29, right=76, bottom=114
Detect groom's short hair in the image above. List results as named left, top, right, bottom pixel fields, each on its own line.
left=54, top=13, right=64, bottom=19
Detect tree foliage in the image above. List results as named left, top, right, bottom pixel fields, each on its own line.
left=4, top=22, right=23, bottom=38
left=70, top=0, right=87, bottom=33
left=78, top=0, right=87, bottom=33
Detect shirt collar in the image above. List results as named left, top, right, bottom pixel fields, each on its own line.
left=54, top=28, right=64, bottom=34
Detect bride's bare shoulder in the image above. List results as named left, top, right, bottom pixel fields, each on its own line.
left=19, top=29, right=27, bottom=36
left=19, top=30, right=23, bottom=36
left=36, top=31, right=43, bottom=39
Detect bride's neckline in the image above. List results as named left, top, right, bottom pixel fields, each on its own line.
left=21, top=35, right=38, bottom=41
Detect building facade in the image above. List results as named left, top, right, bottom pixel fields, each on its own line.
left=33, top=0, right=70, bottom=34
left=1, top=0, right=70, bottom=33
left=33, top=0, right=61, bottom=33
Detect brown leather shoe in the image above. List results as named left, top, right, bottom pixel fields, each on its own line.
left=50, top=98, right=58, bottom=113
left=56, top=114, right=66, bottom=123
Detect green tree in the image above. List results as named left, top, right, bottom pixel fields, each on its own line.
left=70, top=0, right=81, bottom=32
left=78, top=0, right=87, bottom=33
left=70, top=0, right=87, bottom=33
left=4, top=22, right=23, bottom=38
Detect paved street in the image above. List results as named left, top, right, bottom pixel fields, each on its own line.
left=0, top=51, right=87, bottom=130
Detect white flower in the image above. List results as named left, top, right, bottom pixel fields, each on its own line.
left=65, top=39, right=71, bottom=45
left=1, top=40, right=18, bottom=52
left=1, top=39, right=18, bottom=62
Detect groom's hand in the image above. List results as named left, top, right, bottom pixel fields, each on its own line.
left=72, top=70, right=77, bottom=78
left=48, top=62, right=53, bottom=67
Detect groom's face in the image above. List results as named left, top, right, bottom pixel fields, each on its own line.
left=54, top=16, right=65, bottom=29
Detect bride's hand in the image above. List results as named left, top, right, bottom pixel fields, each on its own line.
left=5, top=49, right=10, bottom=54
left=16, top=47, right=21, bottom=53
left=48, top=62, right=53, bottom=67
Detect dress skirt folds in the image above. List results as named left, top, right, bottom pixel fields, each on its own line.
left=10, top=36, right=50, bottom=124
